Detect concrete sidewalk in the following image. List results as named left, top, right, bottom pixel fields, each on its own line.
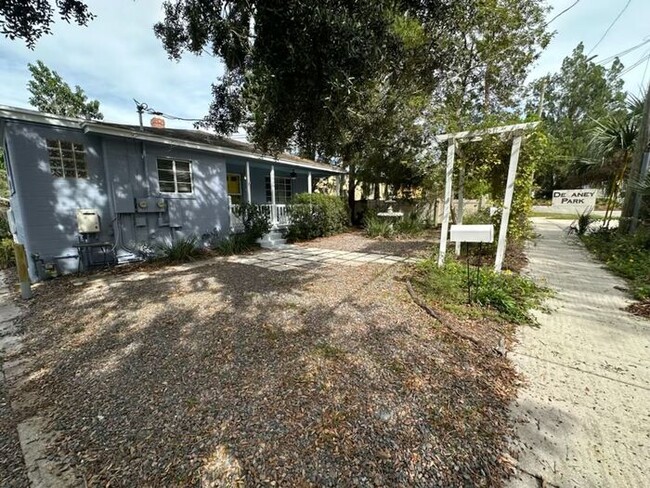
left=508, top=218, right=650, bottom=488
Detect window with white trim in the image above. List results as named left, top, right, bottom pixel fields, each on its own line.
left=47, top=140, right=87, bottom=178
left=157, top=158, right=193, bottom=193
left=265, top=176, right=292, bottom=203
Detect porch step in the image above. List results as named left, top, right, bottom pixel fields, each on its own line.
left=257, top=230, right=288, bottom=249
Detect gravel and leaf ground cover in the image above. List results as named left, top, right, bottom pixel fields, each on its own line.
left=295, top=229, right=438, bottom=258
left=9, top=251, right=523, bottom=487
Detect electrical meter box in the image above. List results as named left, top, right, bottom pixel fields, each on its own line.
left=76, top=208, right=100, bottom=234
left=450, top=224, right=494, bottom=243
left=135, top=198, right=168, bottom=213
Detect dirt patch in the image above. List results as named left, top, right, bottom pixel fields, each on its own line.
left=294, top=229, right=438, bottom=258
left=15, top=259, right=518, bottom=486
left=626, top=299, right=650, bottom=318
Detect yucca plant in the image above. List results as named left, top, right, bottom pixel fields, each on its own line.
left=576, top=209, right=594, bottom=236
left=156, top=235, right=204, bottom=262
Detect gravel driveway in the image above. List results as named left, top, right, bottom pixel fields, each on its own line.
left=11, top=254, right=517, bottom=486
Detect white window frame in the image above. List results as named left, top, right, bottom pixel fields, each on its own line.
left=46, top=139, right=88, bottom=179
left=265, top=176, right=292, bottom=204
left=157, top=158, right=194, bottom=194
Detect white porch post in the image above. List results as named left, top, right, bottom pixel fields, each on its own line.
left=494, top=134, right=523, bottom=272
left=307, top=171, right=312, bottom=194
left=438, top=139, right=456, bottom=267
left=245, top=161, right=252, bottom=204
left=270, top=164, right=277, bottom=226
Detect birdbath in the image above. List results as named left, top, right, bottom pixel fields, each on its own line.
left=376, top=199, right=404, bottom=230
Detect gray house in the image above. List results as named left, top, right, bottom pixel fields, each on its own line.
left=0, top=106, right=345, bottom=281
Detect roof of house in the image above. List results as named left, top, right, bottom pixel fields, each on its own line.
left=0, top=105, right=346, bottom=174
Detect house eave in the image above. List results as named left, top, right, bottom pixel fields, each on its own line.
left=0, top=105, right=346, bottom=175
left=82, top=124, right=346, bottom=175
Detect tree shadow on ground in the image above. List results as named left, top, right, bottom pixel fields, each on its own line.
left=16, top=260, right=519, bottom=486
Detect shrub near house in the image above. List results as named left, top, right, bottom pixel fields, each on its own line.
left=286, top=193, right=348, bottom=241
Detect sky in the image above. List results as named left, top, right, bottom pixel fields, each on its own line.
left=1, top=0, right=649, bottom=131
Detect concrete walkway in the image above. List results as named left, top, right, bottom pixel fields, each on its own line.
left=227, top=245, right=419, bottom=271
left=508, top=218, right=650, bottom=487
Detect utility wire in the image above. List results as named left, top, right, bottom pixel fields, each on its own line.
left=587, top=0, right=633, bottom=56
left=133, top=99, right=203, bottom=122
left=619, top=49, right=650, bottom=76
left=596, top=38, right=650, bottom=65
left=642, top=53, right=650, bottom=86
left=545, top=0, right=581, bottom=27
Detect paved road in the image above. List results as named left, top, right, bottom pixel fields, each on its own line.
left=508, top=218, right=650, bottom=487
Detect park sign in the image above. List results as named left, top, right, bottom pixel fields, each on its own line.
left=552, top=189, right=597, bottom=209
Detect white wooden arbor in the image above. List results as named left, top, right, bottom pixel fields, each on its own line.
left=433, top=122, right=539, bottom=272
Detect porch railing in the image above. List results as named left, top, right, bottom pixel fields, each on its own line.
left=229, top=202, right=291, bottom=230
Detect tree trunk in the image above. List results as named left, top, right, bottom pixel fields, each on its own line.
left=347, top=163, right=356, bottom=224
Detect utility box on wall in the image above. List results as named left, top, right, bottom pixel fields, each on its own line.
left=76, top=208, right=100, bottom=234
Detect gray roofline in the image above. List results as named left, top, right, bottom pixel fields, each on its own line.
left=0, top=105, right=347, bottom=175
left=83, top=123, right=346, bottom=174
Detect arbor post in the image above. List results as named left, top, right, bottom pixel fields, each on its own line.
left=438, top=139, right=456, bottom=267
left=494, top=134, right=522, bottom=272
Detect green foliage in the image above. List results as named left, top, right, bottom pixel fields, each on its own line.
left=364, top=211, right=424, bottom=239
left=432, top=0, right=551, bottom=129
left=212, top=233, right=256, bottom=256
left=364, top=213, right=394, bottom=239
left=27, top=60, right=103, bottom=119
left=0, top=216, right=11, bottom=239
left=576, top=210, right=594, bottom=236
left=0, top=238, right=14, bottom=269
left=155, top=1, right=550, bottom=162
left=286, top=193, right=348, bottom=241
left=0, top=150, right=9, bottom=199
left=395, top=212, right=425, bottom=235
left=528, top=43, right=627, bottom=194
left=414, top=258, right=548, bottom=325
left=233, top=202, right=272, bottom=242
left=582, top=227, right=650, bottom=299
left=156, top=235, right=205, bottom=263
left=0, top=0, right=94, bottom=47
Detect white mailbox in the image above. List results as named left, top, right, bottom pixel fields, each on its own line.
left=450, top=224, right=494, bottom=243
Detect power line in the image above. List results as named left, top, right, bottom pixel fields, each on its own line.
left=133, top=99, right=203, bottom=123
left=620, top=49, right=650, bottom=76
left=587, top=0, right=633, bottom=56
left=642, top=54, right=650, bottom=86
left=596, top=38, right=650, bottom=65
left=545, top=0, right=581, bottom=27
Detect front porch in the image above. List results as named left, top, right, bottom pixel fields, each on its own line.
left=225, top=159, right=337, bottom=230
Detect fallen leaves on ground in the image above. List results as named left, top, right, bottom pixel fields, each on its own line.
left=14, top=251, right=519, bottom=487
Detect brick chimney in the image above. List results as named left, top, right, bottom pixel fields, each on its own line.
left=150, top=116, right=165, bottom=129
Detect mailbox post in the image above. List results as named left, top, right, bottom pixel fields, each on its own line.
left=450, top=224, right=494, bottom=303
